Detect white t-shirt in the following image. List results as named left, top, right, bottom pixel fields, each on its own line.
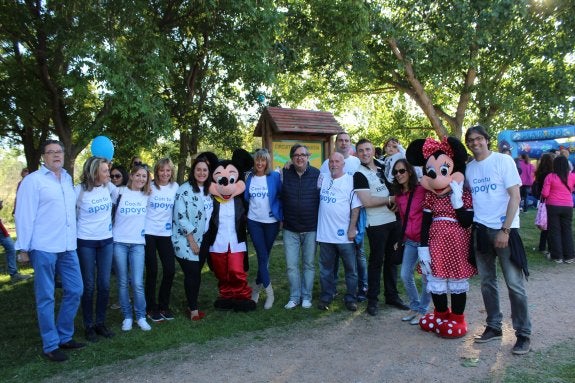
left=316, top=174, right=361, bottom=244
left=320, top=155, right=360, bottom=176
left=112, top=187, right=149, bottom=244
left=247, top=175, right=277, bottom=223
left=75, top=183, right=114, bottom=240
left=145, top=182, right=178, bottom=236
left=465, top=151, right=521, bottom=229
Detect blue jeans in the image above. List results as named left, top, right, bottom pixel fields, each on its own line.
left=114, top=242, right=146, bottom=321
left=1, top=235, right=18, bottom=275
left=30, top=250, right=83, bottom=353
left=475, top=227, right=532, bottom=337
left=283, top=229, right=316, bottom=303
left=319, top=242, right=357, bottom=304
left=400, top=240, right=430, bottom=314
left=356, top=241, right=368, bottom=292
left=77, top=239, right=113, bottom=328
left=247, top=219, right=280, bottom=287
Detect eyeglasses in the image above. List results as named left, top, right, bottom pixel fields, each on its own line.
left=111, top=174, right=122, bottom=179
left=133, top=161, right=142, bottom=166
left=44, top=150, right=64, bottom=155
left=392, top=168, right=407, bottom=176
left=133, top=163, right=149, bottom=171
left=292, top=153, right=309, bottom=159
left=466, top=136, right=485, bottom=145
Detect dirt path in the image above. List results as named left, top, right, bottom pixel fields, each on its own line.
left=50, top=264, right=574, bottom=383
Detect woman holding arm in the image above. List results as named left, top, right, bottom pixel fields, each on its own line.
left=76, top=156, right=115, bottom=341
left=392, top=159, right=431, bottom=325
left=172, top=157, right=213, bottom=320
left=113, top=164, right=152, bottom=331
left=244, top=149, right=282, bottom=309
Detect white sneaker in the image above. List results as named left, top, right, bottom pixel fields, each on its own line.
left=302, top=300, right=312, bottom=309
left=121, top=318, right=133, bottom=331
left=137, top=318, right=152, bottom=331
left=284, top=300, right=298, bottom=310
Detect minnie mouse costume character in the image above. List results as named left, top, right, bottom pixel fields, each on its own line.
left=406, top=137, right=476, bottom=338
left=205, top=149, right=256, bottom=312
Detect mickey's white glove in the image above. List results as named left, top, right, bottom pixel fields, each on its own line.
left=397, top=143, right=406, bottom=155
left=450, top=180, right=464, bottom=209
left=417, top=247, right=432, bottom=275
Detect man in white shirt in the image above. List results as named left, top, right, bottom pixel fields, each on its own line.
left=320, top=132, right=366, bottom=300
left=15, top=140, right=84, bottom=362
left=465, top=125, right=532, bottom=355
left=319, top=132, right=360, bottom=175
left=317, top=152, right=361, bottom=311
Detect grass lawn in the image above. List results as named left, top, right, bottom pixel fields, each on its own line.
left=1, top=209, right=574, bottom=382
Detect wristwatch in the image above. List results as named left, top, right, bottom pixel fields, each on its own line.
left=500, top=227, right=511, bottom=235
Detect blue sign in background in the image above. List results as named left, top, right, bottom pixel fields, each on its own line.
left=497, top=125, right=575, bottom=160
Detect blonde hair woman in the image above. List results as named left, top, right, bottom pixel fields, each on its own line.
left=144, top=158, right=179, bottom=322
left=244, top=149, right=282, bottom=309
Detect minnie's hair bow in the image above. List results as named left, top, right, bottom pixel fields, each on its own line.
left=422, top=137, right=453, bottom=159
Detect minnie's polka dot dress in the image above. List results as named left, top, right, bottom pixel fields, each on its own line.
left=423, top=190, right=476, bottom=279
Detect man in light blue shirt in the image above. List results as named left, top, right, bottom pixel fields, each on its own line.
left=15, top=140, right=84, bottom=362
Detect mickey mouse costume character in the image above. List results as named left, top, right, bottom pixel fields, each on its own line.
left=204, top=149, right=256, bottom=312
left=406, top=136, right=476, bottom=338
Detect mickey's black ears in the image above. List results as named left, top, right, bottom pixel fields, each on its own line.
left=232, top=148, right=254, bottom=174
left=406, top=139, right=427, bottom=166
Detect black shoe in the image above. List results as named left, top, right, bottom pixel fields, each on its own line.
left=317, top=301, right=330, bottom=311
left=43, top=348, right=68, bottom=362
left=474, top=326, right=503, bottom=343
left=512, top=335, right=531, bottom=355
left=147, top=310, right=165, bottom=322
left=386, top=300, right=410, bottom=311
left=85, top=327, right=98, bottom=343
left=366, top=305, right=378, bottom=316
left=345, top=301, right=358, bottom=312
left=59, top=340, right=86, bottom=349
left=94, top=324, right=115, bottom=338
left=160, top=309, right=175, bottom=321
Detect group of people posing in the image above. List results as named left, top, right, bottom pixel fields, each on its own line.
left=15, top=125, right=542, bottom=361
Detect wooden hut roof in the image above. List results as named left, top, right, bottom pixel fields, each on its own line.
left=254, top=107, right=343, bottom=136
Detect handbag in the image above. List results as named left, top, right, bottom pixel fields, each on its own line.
left=391, top=190, right=415, bottom=265
left=535, top=200, right=547, bottom=230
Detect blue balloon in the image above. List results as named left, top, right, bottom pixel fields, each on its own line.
left=91, top=136, right=114, bottom=160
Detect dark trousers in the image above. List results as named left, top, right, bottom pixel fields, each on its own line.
left=520, top=185, right=531, bottom=211
left=366, top=221, right=400, bottom=306
left=546, top=204, right=575, bottom=261
left=176, top=257, right=202, bottom=311
left=144, top=235, right=176, bottom=311
left=538, top=230, right=549, bottom=252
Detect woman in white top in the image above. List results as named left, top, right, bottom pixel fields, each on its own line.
left=144, top=158, right=179, bottom=322
left=244, top=149, right=282, bottom=309
left=172, top=156, right=214, bottom=320
left=113, top=164, right=152, bottom=331
left=76, top=156, right=115, bottom=341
